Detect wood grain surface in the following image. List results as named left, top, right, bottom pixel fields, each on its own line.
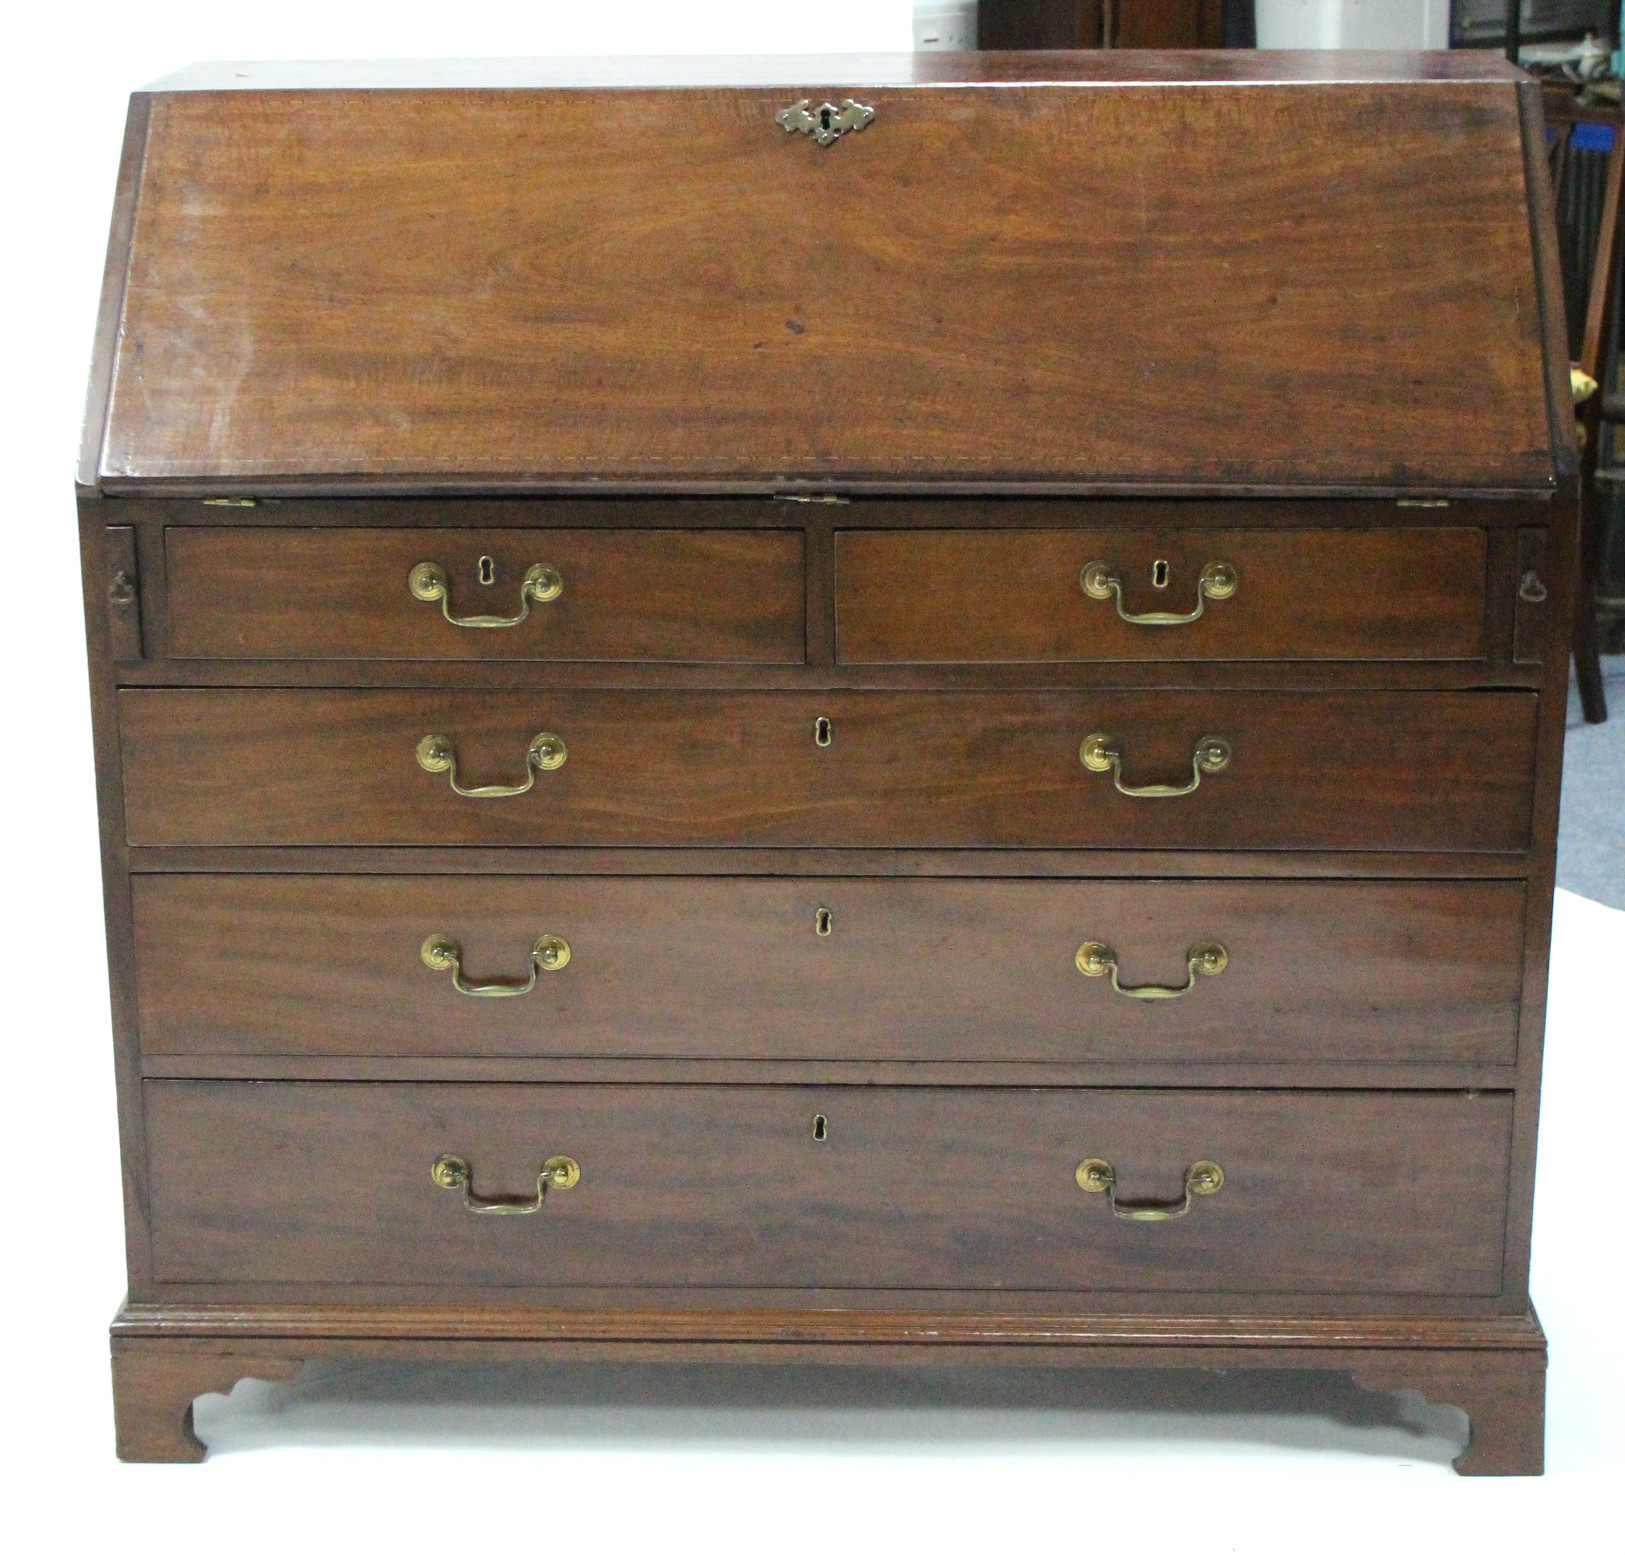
left=166, top=527, right=805, bottom=661
left=97, top=78, right=1552, bottom=489
left=117, top=687, right=1539, bottom=850
left=131, top=875, right=1527, bottom=1064
left=143, top=1081, right=1513, bottom=1294
left=836, top=527, right=1488, bottom=661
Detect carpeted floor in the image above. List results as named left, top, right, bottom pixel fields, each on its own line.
left=1557, top=656, right=1625, bottom=910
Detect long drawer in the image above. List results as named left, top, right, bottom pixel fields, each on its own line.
left=119, top=689, right=1537, bottom=850
left=143, top=1082, right=1512, bottom=1294
left=132, top=876, right=1527, bottom=1063
left=166, top=527, right=806, bottom=662
left=836, top=527, right=1488, bottom=662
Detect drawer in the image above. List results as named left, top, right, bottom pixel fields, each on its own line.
left=144, top=1081, right=1512, bottom=1295
left=165, top=527, right=805, bottom=661
left=836, top=528, right=1487, bottom=662
left=133, top=876, right=1527, bottom=1064
left=119, top=688, right=1537, bottom=851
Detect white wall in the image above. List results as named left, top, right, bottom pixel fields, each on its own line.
left=1256, top=0, right=1452, bottom=47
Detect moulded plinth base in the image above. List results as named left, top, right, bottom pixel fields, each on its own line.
left=109, top=1302, right=1546, bottom=1473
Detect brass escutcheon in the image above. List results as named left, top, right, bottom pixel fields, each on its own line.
left=776, top=98, right=874, bottom=146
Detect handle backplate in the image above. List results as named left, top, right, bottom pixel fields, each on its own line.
left=422, top=933, right=571, bottom=996
left=409, top=560, right=563, bottom=628
left=1080, top=733, right=1231, bottom=798
left=416, top=731, right=567, bottom=797
left=1076, top=940, right=1229, bottom=999
left=1075, top=1158, right=1224, bottom=1220
left=1081, top=560, right=1237, bottom=625
left=431, top=1153, right=580, bottom=1214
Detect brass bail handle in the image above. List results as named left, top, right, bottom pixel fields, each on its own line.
left=416, top=731, right=567, bottom=798
left=431, top=1153, right=580, bottom=1215
left=1076, top=940, right=1228, bottom=1000
left=1081, top=560, right=1237, bottom=626
left=421, top=933, right=571, bottom=996
left=1076, top=1158, right=1224, bottom=1221
left=1081, top=732, right=1231, bottom=799
left=408, top=560, right=563, bottom=628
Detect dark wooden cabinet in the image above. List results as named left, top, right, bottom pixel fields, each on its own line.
left=82, top=53, right=1573, bottom=1472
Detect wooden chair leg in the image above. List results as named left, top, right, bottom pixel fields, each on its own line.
left=112, top=1346, right=301, bottom=1462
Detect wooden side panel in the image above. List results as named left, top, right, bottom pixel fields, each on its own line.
left=117, top=688, right=1540, bottom=851
left=131, top=875, right=1527, bottom=1064
left=166, top=527, right=806, bottom=661
left=99, top=81, right=1552, bottom=488
left=837, top=527, right=1489, bottom=662
left=142, top=1081, right=1514, bottom=1295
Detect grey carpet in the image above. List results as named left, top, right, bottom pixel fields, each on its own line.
left=1557, top=656, right=1625, bottom=910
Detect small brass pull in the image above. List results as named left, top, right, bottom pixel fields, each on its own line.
left=1080, top=733, right=1230, bottom=798
left=408, top=560, right=563, bottom=628
left=431, top=1153, right=580, bottom=1215
left=1081, top=560, right=1237, bottom=626
left=421, top=933, right=571, bottom=996
left=416, top=732, right=567, bottom=797
left=1076, top=1158, right=1224, bottom=1221
left=1076, top=940, right=1228, bottom=999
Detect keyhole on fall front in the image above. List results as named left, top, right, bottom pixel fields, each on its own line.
left=478, top=555, right=496, bottom=585
left=812, top=1113, right=828, bottom=1141
left=815, top=907, right=833, bottom=937
left=1152, top=559, right=1170, bottom=589
left=814, top=716, right=833, bottom=747
left=820, top=106, right=833, bottom=132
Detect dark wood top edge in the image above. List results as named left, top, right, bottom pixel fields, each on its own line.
left=110, top=1302, right=1547, bottom=1348
left=140, top=51, right=1530, bottom=94
left=94, top=478, right=1560, bottom=500
left=77, top=94, right=150, bottom=488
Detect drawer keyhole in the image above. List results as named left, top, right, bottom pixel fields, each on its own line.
left=815, top=907, right=833, bottom=937
left=1152, top=559, right=1170, bottom=589
left=814, top=716, right=833, bottom=747
left=812, top=1113, right=828, bottom=1141
left=478, top=555, right=496, bottom=586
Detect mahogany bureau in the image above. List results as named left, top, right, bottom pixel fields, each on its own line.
left=80, top=52, right=1576, bottom=1472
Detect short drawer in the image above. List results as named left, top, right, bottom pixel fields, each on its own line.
left=118, top=689, right=1537, bottom=851
left=836, top=527, right=1488, bottom=662
left=144, top=1081, right=1512, bottom=1295
left=165, top=527, right=805, bottom=661
left=132, top=876, right=1527, bottom=1064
